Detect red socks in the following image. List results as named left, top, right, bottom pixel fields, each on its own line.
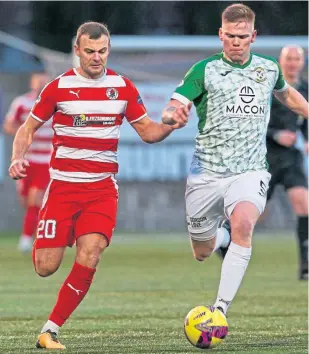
left=49, top=262, right=96, bottom=326
left=22, top=206, right=40, bottom=237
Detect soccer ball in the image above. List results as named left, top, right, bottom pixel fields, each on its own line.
left=184, top=305, right=228, bottom=349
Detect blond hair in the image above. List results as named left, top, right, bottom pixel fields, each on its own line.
left=222, top=3, right=255, bottom=25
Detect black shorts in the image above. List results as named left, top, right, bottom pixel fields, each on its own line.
left=267, top=149, right=308, bottom=201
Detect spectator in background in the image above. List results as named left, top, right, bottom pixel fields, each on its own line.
left=3, top=72, right=52, bottom=252
left=266, top=45, right=308, bottom=280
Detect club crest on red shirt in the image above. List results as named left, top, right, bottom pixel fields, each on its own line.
left=106, top=88, right=119, bottom=100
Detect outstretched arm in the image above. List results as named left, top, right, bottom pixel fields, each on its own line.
left=132, top=103, right=191, bottom=144
left=274, top=86, right=308, bottom=119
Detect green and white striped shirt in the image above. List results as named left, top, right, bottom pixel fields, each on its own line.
left=173, top=52, right=288, bottom=175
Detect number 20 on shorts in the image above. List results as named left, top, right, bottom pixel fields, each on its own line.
left=37, top=220, right=56, bottom=239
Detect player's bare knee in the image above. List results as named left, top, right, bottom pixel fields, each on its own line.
left=81, top=248, right=100, bottom=263
left=34, top=248, right=64, bottom=277
left=191, top=236, right=215, bottom=261
left=34, top=253, right=60, bottom=277
left=76, top=245, right=104, bottom=268
left=231, top=218, right=254, bottom=240
left=194, top=249, right=213, bottom=262
left=35, top=260, right=59, bottom=277
left=35, top=268, right=57, bottom=277
left=76, top=233, right=108, bottom=268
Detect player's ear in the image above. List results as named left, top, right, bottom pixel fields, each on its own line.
left=219, top=28, right=224, bottom=41
left=74, top=44, right=80, bottom=58
left=251, top=30, right=257, bottom=43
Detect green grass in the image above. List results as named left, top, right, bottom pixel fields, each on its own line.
left=0, top=233, right=307, bottom=354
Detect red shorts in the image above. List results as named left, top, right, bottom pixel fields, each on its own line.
left=35, top=176, right=118, bottom=249
left=16, top=163, right=50, bottom=197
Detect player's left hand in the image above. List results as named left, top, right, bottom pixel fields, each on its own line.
left=305, top=142, right=309, bottom=155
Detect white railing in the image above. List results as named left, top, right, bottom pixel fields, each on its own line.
left=110, top=35, right=308, bottom=52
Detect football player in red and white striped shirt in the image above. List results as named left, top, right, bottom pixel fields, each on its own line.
left=8, top=22, right=191, bottom=349
left=4, top=72, right=52, bottom=253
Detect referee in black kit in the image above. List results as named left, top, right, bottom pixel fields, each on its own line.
left=266, top=45, right=308, bottom=280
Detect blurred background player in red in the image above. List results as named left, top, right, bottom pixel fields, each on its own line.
left=3, top=72, right=52, bottom=252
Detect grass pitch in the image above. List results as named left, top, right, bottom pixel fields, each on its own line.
left=0, top=232, right=307, bottom=353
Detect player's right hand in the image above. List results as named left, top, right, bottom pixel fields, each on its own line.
left=8, top=158, right=30, bottom=180
left=275, top=130, right=297, bottom=147
left=162, top=102, right=192, bottom=129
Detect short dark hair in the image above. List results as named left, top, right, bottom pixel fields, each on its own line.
left=75, top=21, right=110, bottom=46
left=222, top=3, right=255, bottom=25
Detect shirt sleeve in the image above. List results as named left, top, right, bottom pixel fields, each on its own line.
left=274, top=61, right=288, bottom=92
left=30, top=81, right=57, bottom=122
left=172, top=60, right=206, bottom=105
left=5, top=97, right=23, bottom=124
left=124, top=79, right=147, bottom=124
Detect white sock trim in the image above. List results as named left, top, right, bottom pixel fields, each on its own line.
left=41, top=320, right=60, bottom=335
left=229, top=241, right=252, bottom=256
left=21, top=234, right=32, bottom=239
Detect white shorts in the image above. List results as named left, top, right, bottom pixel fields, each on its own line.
left=185, top=170, right=271, bottom=240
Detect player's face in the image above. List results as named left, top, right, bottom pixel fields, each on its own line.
left=30, top=73, right=50, bottom=94
left=219, top=20, right=256, bottom=64
left=279, top=47, right=304, bottom=78
left=75, top=34, right=110, bottom=79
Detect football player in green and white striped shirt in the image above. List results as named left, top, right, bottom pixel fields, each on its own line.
left=162, top=3, right=308, bottom=316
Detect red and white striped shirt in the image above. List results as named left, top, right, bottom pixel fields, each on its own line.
left=31, top=68, right=147, bottom=182
left=5, top=92, right=53, bottom=164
